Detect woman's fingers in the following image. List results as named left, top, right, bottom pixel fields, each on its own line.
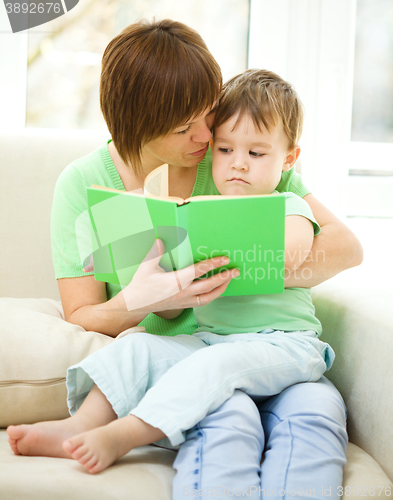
left=194, top=280, right=231, bottom=307
left=82, top=254, right=94, bottom=273
left=142, top=238, right=164, bottom=263
left=191, top=265, right=240, bottom=293
left=193, top=256, right=231, bottom=279
left=122, top=239, right=240, bottom=312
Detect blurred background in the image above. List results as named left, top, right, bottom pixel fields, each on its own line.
left=25, top=0, right=250, bottom=130
left=1, top=0, right=392, bottom=290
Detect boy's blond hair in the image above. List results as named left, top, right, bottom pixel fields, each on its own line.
left=215, top=69, right=303, bottom=148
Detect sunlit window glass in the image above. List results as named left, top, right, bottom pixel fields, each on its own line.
left=26, top=0, right=249, bottom=130
left=351, top=0, right=393, bottom=144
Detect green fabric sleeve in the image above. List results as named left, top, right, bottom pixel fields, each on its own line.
left=276, top=167, right=311, bottom=198
left=284, top=192, right=320, bottom=236
left=51, top=163, right=93, bottom=279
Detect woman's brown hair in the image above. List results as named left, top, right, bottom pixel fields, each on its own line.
left=100, top=19, right=222, bottom=173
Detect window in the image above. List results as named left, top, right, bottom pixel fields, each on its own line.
left=1, top=0, right=391, bottom=290
left=25, top=0, right=249, bottom=129
left=349, top=0, right=393, bottom=176
left=351, top=0, right=393, bottom=146
left=1, top=0, right=249, bottom=129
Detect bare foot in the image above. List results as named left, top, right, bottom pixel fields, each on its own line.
left=7, top=418, right=88, bottom=458
left=63, top=422, right=131, bottom=474
left=63, top=415, right=165, bottom=474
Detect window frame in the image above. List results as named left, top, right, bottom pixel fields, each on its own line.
left=0, top=5, right=28, bottom=129
left=1, top=0, right=392, bottom=217
left=249, top=0, right=393, bottom=217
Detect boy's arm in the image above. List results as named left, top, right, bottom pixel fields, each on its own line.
left=284, top=215, right=314, bottom=273
left=154, top=309, right=184, bottom=319
left=285, top=194, right=363, bottom=288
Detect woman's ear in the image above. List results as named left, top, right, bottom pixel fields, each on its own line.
left=283, top=145, right=301, bottom=171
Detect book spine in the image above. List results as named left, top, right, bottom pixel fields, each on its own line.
left=175, top=205, right=194, bottom=270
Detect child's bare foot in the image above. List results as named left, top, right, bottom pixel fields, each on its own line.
left=7, top=418, right=90, bottom=458
left=63, top=421, right=132, bottom=474
left=63, top=415, right=166, bottom=474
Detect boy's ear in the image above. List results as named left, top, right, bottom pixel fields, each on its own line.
left=283, top=146, right=301, bottom=171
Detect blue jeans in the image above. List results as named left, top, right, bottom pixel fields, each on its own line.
left=67, top=330, right=333, bottom=446
left=173, top=378, right=348, bottom=500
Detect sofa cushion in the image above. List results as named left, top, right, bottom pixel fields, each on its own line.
left=0, top=433, right=391, bottom=500
left=0, top=430, right=176, bottom=500
left=0, top=297, right=116, bottom=426
left=312, top=280, right=393, bottom=484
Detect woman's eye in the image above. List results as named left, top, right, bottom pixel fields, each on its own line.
left=176, top=125, right=191, bottom=135
left=250, top=151, right=263, bottom=157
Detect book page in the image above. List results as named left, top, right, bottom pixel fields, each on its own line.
left=143, top=164, right=169, bottom=198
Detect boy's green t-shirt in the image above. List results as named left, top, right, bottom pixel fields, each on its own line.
left=51, top=141, right=312, bottom=337
left=194, top=192, right=322, bottom=336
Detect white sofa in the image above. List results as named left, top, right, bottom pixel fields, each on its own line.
left=0, top=130, right=392, bottom=499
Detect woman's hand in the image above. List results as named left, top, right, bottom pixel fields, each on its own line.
left=65, top=239, right=239, bottom=336
left=122, top=239, right=240, bottom=313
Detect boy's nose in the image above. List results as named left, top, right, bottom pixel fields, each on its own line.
left=231, top=158, right=248, bottom=171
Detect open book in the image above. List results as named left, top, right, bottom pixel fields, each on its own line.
left=87, top=164, right=286, bottom=296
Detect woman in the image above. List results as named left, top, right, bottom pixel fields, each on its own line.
left=10, top=19, right=359, bottom=498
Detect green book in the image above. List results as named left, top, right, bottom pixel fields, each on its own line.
left=87, top=186, right=286, bottom=296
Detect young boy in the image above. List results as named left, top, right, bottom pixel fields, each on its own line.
left=8, top=69, right=334, bottom=475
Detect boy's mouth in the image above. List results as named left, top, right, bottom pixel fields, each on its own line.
left=228, top=178, right=250, bottom=184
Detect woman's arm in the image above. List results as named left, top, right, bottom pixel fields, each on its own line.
left=58, top=276, right=147, bottom=337
left=284, top=215, right=314, bottom=273
left=59, top=247, right=238, bottom=337
left=154, top=309, right=184, bottom=320
left=284, top=194, right=363, bottom=288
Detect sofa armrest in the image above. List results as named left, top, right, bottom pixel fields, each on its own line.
left=0, top=129, right=108, bottom=300
left=313, top=280, right=393, bottom=482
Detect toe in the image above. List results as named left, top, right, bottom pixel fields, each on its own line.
left=8, top=437, right=21, bottom=455
left=7, top=425, right=27, bottom=441
left=62, top=439, right=75, bottom=455
left=63, top=434, right=85, bottom=455
left=89, top=460, right=104, bottom=474
left=72, top=445, right=89, bottom=461
left=84, top=455, right=99, bottom=470
left=78, top=450, right=93, bottom=466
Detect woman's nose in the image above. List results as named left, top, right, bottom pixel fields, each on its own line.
left=192, top=122, right=212, bottom=143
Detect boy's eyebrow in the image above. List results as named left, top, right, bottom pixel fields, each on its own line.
left=251, top=142, right=272, bottom=149
left=214, top=137, right=273, bottom=149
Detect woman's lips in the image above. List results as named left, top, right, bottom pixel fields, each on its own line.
left=189, top=144, right=209, bottom=157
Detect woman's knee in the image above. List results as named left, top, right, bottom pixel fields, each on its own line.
left=259, top=377, right=346, bottom=425
left=206, top=390, right=263, bottom=434
left=257, top=378, right=348, bottom=455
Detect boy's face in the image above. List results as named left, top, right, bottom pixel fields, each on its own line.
left=212, top=113, right=299, bottom=196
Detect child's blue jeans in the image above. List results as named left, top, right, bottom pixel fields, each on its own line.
left=66, top=329, right=334, bottom=446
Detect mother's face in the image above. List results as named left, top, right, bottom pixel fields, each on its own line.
left=143, top=107, right=216, bottom=168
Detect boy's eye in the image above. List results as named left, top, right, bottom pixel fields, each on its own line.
left=249, top=151, right=264, bottom=157
left=218, top=148, right=231, bottom=153
left=176, top=125, right=191, bottom=135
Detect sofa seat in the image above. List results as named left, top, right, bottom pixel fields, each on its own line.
left=1, top=130, right=392, bottom=498
left=0, top=433, right=391, bottom=500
